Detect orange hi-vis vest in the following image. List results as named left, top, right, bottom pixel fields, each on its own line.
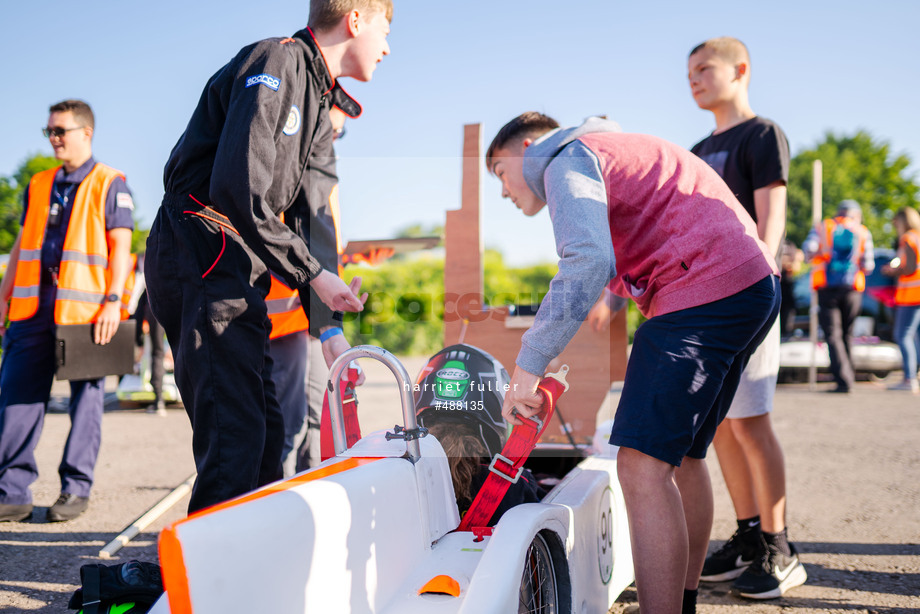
left=266, top=275, right=309, bottom=340
left=9, top=164, right=132, bottom=324
left=267, top=186, right=345, bottom=340
left=810, top=216, right=869, bottom=291
left=896, top=230, right=920, bottom=306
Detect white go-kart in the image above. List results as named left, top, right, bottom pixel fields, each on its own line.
left=148, top=346, right=633, bottom=613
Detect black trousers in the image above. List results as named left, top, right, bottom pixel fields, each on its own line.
left=134, top=290, right=165, bottom=404
left=145, top=196, right=284, bottom=513
left=817, top=286, right=863, bottom=390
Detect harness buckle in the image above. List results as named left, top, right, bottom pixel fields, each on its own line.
left=488, top=453, right=523, bottom=484
left=512, top=408, right=543, bottom=433
left=523, top=414, right=543, bottom=432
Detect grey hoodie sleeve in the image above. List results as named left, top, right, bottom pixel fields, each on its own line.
left=517, top=141, right=615, bottom=375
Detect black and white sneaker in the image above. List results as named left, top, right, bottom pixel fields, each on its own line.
left=732, top=542, right=807, bottom=599
left=700, top=529, right=764, bottom=582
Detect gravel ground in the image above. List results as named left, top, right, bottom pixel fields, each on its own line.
left=0, top=360, right=918, bottom=613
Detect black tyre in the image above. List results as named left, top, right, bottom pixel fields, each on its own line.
left=519, top=532, right=558, bottom=613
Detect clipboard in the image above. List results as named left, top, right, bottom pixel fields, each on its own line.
left=55, top=319, right=137, bottom=381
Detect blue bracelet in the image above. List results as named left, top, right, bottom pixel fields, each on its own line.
left=319, top=327, right=344, bottom=342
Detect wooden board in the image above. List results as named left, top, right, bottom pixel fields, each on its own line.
left=342, top=236, right=441, bottom=257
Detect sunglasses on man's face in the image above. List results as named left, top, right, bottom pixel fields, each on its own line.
left=42, top=126, right=83, bottom=139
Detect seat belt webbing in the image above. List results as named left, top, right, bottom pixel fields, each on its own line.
left=458, top=366, right=569, bottom=531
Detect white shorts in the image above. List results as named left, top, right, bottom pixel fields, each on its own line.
left=725, top=318, right=780, bottom=419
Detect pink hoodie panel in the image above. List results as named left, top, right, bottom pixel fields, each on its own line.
left=578, top=132, right=778, bottom=318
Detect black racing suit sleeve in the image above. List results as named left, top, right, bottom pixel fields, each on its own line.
left=281, top=201, right=341, bottom=335
left=304, top=287, right=342, bottom=336
left=300, top=123, right=343, bottom=335
left=208, top=41, right=323, bottom=290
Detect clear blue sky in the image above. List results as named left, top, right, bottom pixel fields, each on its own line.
left=2, top=1, right=918, bottom=265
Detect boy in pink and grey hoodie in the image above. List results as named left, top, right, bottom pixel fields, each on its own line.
left=487, top=112, right=779, bottom=614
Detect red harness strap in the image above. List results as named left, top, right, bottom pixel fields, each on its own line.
left=458, top=367, right=569, bottom=531
left=319, top=366, right=362, bottom=461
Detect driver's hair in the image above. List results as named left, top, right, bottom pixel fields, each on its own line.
left=427, top=422, right=487, bottom=503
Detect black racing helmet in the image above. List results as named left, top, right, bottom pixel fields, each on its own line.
left=414, top=344, right=511, bottom=457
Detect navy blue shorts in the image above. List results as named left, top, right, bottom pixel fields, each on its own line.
left=610, top=275, right=780, bottom=467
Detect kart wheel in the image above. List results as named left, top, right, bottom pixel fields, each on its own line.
left=519, top=532, right=558, bottom=613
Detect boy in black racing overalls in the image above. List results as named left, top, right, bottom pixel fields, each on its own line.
left=145, top=2, right=393, bottom=513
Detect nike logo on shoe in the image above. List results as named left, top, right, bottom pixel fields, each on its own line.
left=735, top=554, right=755, bottom=568
left=773, top=557, right=799, bottom=581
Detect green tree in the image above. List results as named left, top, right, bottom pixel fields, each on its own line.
left=787, top=131, right=919, bottom=248
left=0, top=154, right=58, bottom=252
left=482, top=249, right=553, bottom=307
left=0, top=176, right=18, bottom=252
left=394, top=222, right=444, bottom=239
left=343, top=254, right=446, bottom=355
left=132, top=228, right=150, bottom=254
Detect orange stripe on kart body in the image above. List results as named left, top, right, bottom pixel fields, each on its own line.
left=159, top=526, right=192, bottom=614
left=159, top=457, right=381, bottom=614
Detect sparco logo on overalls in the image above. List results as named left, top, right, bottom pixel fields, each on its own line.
left=245, top=74, right=281, bottom=91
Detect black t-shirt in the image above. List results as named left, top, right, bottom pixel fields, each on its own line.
left=691, top=116, right=790, bottom=223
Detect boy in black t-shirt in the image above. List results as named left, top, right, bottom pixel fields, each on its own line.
left=690, top=116, right=788, bottom=228
left=686, top=37, right=806, bottom=602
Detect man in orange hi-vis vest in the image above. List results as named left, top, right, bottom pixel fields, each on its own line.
left=0, top=100, right=134, bottom=523
left=803, top=199, right=875, bottom=393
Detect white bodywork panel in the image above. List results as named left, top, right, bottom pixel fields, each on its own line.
left=151, top=431, right=633, bottom=613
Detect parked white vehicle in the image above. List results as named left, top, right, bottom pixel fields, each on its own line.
left=147, top=346, right=634, bottom=614
left=779, top=335, right=902, bottom=382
